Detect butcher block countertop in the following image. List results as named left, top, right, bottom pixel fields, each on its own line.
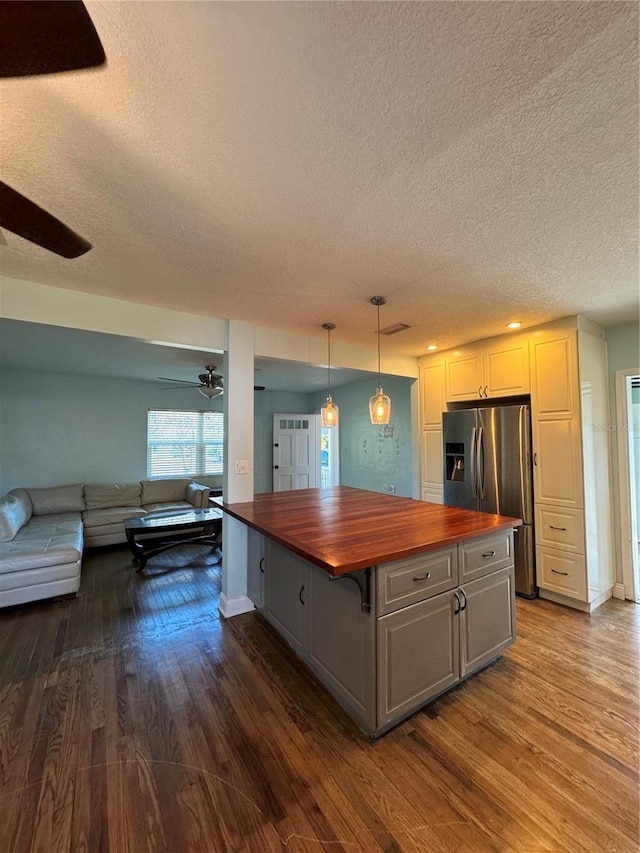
left=218, top=486, right=521, bottom=576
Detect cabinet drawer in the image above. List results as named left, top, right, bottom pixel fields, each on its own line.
left=537, top=546, right=586, bottom=600
left=377, top=546, right=457, bottom=615
left=536, top=505, right=584, bottom=554
left=459, top=531, right=514, bottom=582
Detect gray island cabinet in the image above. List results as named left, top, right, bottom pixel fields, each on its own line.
left=246, top=523, right=515, bottom=737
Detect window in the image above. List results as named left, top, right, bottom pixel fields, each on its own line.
left=147, top=410, right=223, bottom=478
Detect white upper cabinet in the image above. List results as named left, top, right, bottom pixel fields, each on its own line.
left=445, top=337, right=530, bottom=402
left=420, top=359, right=446, bottom=428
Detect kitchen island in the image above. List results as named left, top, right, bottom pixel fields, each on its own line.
left=219, top=486, right=521, bottom=736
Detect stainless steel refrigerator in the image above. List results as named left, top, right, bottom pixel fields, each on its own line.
left=443, top=404, right=537, bottom=597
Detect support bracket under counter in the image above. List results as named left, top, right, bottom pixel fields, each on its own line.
left=328, top=567, right=372, bottom=613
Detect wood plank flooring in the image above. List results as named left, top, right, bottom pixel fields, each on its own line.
left=1, top=544, right=638, bottom=852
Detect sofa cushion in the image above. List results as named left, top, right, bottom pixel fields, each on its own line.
left=26, top=484, right=85, bottom=515
left=140, top=479, right=192, bottom=505
left=142, top=501, right=194, bottom=515
left=84, top=483, right=142, bottom=510
left=0, top=489, right=32, bottom=542
left=0, top=517, right=83, bottom=574
left=17, top=513, right=82, bottom=537
left=83, top=506, right=147, bottom=528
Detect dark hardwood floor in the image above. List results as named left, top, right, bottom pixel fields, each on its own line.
left=1, top=544, right=638, bottom=852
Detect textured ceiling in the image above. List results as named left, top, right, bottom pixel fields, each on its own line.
left=0, top=1, right=637, bottom=356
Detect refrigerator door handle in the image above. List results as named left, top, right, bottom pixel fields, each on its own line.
left=518, top=406, right=533, bottom=523
left=470, top=427, right=477, bottom=497
left=476, top=426, right=484, bottom=501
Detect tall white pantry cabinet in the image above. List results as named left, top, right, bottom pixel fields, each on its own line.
left=419, top=316, right=614, bottom=612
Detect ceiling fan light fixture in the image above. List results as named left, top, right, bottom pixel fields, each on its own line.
left=198, top=385, right=223, bottom=399
left=320, top=323, right=339, bottom=427
left=369, top=297, right=391, bottom=425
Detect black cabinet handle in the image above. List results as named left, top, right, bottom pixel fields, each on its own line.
left=259, top=557, right=264, bottom=574
left=274, top=465, right=279, bottom=470
left=551, top=569, right=569, bottom=576
left=482, top=551, right=496, bottom=558
left=533, top=452, right=538, bottom=466
left=299, top=584, right=305, bottom=605
left=413, top=572, right=431, bottom=582
left=453, top=591, right=461, bottom=614
left=459, top=589, right=467, bottom=611
left=549, top=526, right=567, bottom=532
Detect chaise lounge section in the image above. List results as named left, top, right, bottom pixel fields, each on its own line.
left=0, top=479, right=210, bottom=608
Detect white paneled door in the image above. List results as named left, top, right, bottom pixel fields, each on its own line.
left=273, top=414, right=321, bottom=491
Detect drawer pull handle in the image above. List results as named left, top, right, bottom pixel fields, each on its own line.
left=482, top=551, right=496, bottom=558
left=299, top=584, right=305, bottom=605
left=413, top=572, right=431, bottom=582
left=453, top=591, right=461, bottom=614
left=551, top=569, right=569, bottom=576
left=549, top=526, right=567, bottom=531
left=459, top=589, right=467, bottom=611
left=259, top=557, right=265, bottom=573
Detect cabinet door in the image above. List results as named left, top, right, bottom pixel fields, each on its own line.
left=459, top=567, right=515, bottom=678
left=247, top=527, right=264, bottom=609
left=531, top=335, right=576, bottom=418
left=307, top=564, right=376, bottom=733
left=420, top=360, right=446, bottom=428
left=264, top=541, right=306, bottom=656
left=484, top=341, right=530, bottom=397
left=421, top=428, right=443, bottom=490
left=446, top=352, right=483, bottom=401
left=532, top=418, right=584, bottom=508
left=377, top=591, right=459, bottom=727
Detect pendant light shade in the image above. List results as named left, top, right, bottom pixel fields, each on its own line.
left=369, top=296, right=391, bottom=425
left=321, top=323, right=339, bottom=427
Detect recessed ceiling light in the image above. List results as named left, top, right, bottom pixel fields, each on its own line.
left=507, top=321, right=522, bottom=329
left=426, top=344, right=438, bottom=351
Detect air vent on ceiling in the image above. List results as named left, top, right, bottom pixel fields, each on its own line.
left=380, top=322, right=411, bottom=336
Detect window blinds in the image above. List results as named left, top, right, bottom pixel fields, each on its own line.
left=147, top=410, right=224, bottom=478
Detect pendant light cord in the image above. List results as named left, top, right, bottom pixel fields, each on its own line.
left=376, top=301, right=381, bottom=388
left=328, top=327, right=331, bottom=395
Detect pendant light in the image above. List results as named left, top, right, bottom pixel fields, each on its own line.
left=369, top=296, right=391, bottom=424
left=321, top=322, right=339, bottom=427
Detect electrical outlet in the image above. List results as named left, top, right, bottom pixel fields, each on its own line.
left=234, top=459, right=249, bottom=474
left=383, top=484, right=396, bottom=494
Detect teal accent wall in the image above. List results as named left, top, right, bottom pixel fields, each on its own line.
left=311, top=374, right=415, bottom=497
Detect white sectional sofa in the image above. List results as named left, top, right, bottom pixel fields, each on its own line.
left=0, top=478, right=210, bottom=608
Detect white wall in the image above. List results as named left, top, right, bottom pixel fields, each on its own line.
left=0, top=368, right=310, bottom=494
left=605, top=322, right=640, bottom=581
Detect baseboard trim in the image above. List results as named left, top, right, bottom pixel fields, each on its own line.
left=612, top=583, right=626, bottom=601
left=219, top=593, right=255, bottom=619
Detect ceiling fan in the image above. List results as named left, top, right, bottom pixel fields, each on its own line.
left=159, top=366, right=266, bottom=399
left=0, top=1, right=106, bottom=258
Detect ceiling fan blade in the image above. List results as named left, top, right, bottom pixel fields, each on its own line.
left=0, top=1, right=106, bottom=78
left=157, top=376, right=202, bottom=385
left=0, top=182, right=91, bottom=258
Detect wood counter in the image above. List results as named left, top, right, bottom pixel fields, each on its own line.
left=218, top=485, right=521, bottom=575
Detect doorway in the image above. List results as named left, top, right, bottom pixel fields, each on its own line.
left=272, top=414, right=339, bottom=491
left=616, top=370, right=640, bottom=602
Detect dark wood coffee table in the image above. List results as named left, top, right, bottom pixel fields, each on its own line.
left=124, top=508, right=223, bottom=571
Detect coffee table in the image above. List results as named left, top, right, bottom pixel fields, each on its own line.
left=124, top=507, right=223, bottom=571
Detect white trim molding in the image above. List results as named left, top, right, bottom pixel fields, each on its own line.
left=219, top=593, right=255, bottom=619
